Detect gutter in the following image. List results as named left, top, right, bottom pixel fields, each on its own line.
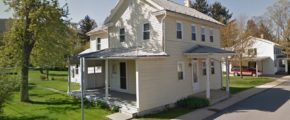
left=161, top=11, right=167, bottom=52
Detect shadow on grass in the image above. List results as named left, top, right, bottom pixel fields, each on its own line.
left=49, top=73, right=67, bottom=77
left=0, top=115, right=50, bottom=120
left=28, top=98, right=79, bottom=106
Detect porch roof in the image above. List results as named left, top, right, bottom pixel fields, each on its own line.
left=184, top=45, right=235, bottom=57
left=79, top=47, right=169, bottom=59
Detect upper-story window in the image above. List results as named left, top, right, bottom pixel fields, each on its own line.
left=97, top=38, right=101, bottom=50
left=209, top=29, right=214, bottom=42
left=201, top=27, right=206, bottom=42
left=143, top=23, right=150, bottom=40
left=191, top=25, right=196, bottom=41
left=119, top=28, right=125, bottom=42
left=176, top=22, right=183, bottom=39
left=248, top=48, right=257, bottom=56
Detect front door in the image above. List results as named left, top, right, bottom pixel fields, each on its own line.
left=192, top=60, right=199, bottom=92
left=120, top=62, right=127, bottom=90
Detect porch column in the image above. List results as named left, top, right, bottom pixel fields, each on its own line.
left=256, top=61, right=259, bottom=77
left=225, top=57, right=230, bottom=96
left=285, top=59, right=288, bottom=73
left=206, top=57, right=211, bottom=99
left=80, top=57, right=85, bottom=120
left=136, top=60, right=140, bottom=109
left=67, top=65, right=71, bottom=95
left=105, top=59, right=109, bottom=100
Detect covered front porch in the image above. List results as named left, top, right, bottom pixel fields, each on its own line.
left=67, top=47, right=168, bottom=114
left=184, top=45, right=235, bottom=99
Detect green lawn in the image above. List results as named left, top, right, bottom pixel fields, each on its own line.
left=1, top=70, right=112, bottom=120
left=223, top=76, right=274, bottom=94
left=29, top=70, right=79, bottom=92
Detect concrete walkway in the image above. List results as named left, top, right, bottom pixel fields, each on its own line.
left=173, top=76, right=290, bottom=120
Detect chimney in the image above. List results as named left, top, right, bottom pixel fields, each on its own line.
left=184, top=0, right=192, bottom=7
left=260, top=34, right=264, bottom=39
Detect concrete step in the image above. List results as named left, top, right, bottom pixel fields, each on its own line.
left=107, top=113, right=133, bottom=120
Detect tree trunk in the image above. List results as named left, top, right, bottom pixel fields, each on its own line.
left=239, top=55, right=244, bottom=79
left=46, top=68, right=49, bottom=80
left=20, top=43, right=32, bottom=102
left=39, top=67, right=44, bottom=74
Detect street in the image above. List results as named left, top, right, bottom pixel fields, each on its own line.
left=206, top=80, right=290, bottom=120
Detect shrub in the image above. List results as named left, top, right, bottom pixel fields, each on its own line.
left=0, top=70, right=18, bottom=115
left=40, top=75, right=46, bottom=81
left=110, top=105, right=120, bottom=112
left=96, top=100, right=110, bottom=109
left=176, top=97, right=210, bottom=109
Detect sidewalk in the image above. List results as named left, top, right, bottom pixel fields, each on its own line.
left=173, top=76, right=290, bottom=120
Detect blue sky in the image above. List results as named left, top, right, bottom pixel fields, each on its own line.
left=0, top=0, right=278, bottom=24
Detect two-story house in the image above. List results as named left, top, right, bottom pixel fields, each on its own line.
left=68, top=0, right=234, bottom=116
left=223, top=36, right=288, bottom=75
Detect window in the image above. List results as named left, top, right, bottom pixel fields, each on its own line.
left=76, top=65, right=79, bottom=75
left=202, top=61, right=206, bottom=75
left=119, top=28, right=125, bottom=42
left=87, top=66, right=102, bottom=74
left=201, top=27, right=206, bottom=42
left=248, top=48, right=257, bottom=56
left=176, top=22, right=182, bottom=39
left=143, top=23, right=150, bottom=40
left=97, top=38, right=101, bottom=50
left=191, top=25, right=196, bottom=41
left=209, top=29, right=214, bottom=42
left=211, top=61, right=215, bottom=74
left=177, top=62, right=185, bottom=80
left=95, top=66, right=102, bottom=73
left=72, top=68, right=75, bottom=78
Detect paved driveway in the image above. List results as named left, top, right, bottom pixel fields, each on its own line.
left=206, top=80, right=290, bottom=120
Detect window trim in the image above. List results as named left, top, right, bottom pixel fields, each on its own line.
left=177, top=61, right=185, bottom=80
left=191, top=24, right=196, bottom=41
left=176, top=21, right=183, bottom=40
left=119, top=28, right=125, bottom=42
left=201, top=26, right=206, bottom=42
left=143, top=23, right=151, bottom=40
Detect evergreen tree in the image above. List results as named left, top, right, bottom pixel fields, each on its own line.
left=78, top=15, right=97, bottom=43
left=192, top=0, right=210, bottom=15
left=209, top=2, right=232, bottom=24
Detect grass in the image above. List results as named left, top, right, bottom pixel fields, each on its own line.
left=29, top=70, right=79, bottom=92
left=223, top=76, right=274, bottom=94
left=1, top=70, right=112, bottom=120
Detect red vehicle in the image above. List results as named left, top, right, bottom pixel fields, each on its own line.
left=231, top=66, right=262, bottom=76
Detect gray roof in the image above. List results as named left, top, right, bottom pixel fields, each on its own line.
left=151, top=0, right=223, bottom=25
left=87, top=25, right=108, bottom=35
left=79, top=47, right=168, bottom=59
left=185, top=45, right=235, bottom=54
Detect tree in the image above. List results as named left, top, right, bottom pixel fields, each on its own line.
left=221, top=20, right=239, bottom=48
left=192, top=0, right=210, bottom=15
left=267, top=0, right=290, bottom=41
left=209, top=2, right=232, bottom=24
left=78, top=15, right=97, bottom=44
left=282, top=20, right=290, bottom=58
left=3, top=0, right=69, bottom=102
left=258, top=22, right=273, bottom=40
left=244, top=19, right=260, bottom=38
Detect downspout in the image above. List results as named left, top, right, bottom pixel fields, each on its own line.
left=161, top=11, right=167, bottom=52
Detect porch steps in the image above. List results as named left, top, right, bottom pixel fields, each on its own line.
left=107, top=113, right=132, bottom=120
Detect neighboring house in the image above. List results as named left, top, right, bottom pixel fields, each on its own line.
left=68, top=0, right=234, bottom=116
left=222, top=36, right=288, bottom=75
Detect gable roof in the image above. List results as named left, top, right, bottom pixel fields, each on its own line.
left=104, top=0, right=223, bottom=26
left=248, top=36, right=280, bottom=46
left=150, top=0, right=223, bottom=25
